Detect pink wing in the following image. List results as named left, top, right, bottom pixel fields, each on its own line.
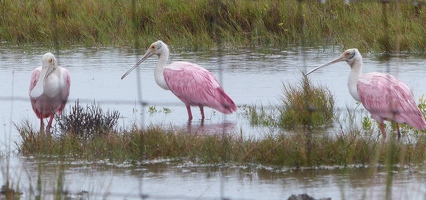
left=58, top=67, right=71, bottom=114
left=357, top=72, right=426, bottom=130
left=164, top=61, right=236, bottom=114
left=29, top=67, right=41, bottom=93
left=29, top=67, right=42, bottom=118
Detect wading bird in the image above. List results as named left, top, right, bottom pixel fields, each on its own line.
left=29, top=53, right=70, bottom=133
left=121, top=40, right=237, bottom=121
left=306, top=48, right=426, bottom=139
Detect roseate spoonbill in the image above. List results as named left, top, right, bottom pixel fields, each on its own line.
left=29, top=53, right=70, bottom=133
left=306, top=48, right=426, bottom=139
left=121, top=40, right=237, bottom=120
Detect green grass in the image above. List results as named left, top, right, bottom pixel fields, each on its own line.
left=14, top=96, right=426, bottom=168
left=279, top=74, right=335, bottom=129
left=240, top=74, right=335, bottom=130
left=1, top=0, right=426, bottom=52
left=15, top=119, right=426, bottom=168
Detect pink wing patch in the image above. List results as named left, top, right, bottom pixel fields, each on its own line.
left=164, top=61, right=236, bottom=114
left=58, top=68, right=71, bottom=114
left=358, top=72, right=426, bottom=129
left=29, top=67, right=42, bottom=118
left=29, top=67, right=41, bottom=93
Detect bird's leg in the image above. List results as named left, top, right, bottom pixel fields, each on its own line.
left=186, top=106, right=193, bottom=121
left=396, top=123, right=401, bottom=140
left=199, top=106, right=205, bottom=120
left=39, top=118, right=45, bottom=134
left=379, top=123, right=387, bottom=139
left=46, top=115, right=54, bottom=134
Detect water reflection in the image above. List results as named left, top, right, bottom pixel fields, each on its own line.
left=186, top=120, right=237, bottom=135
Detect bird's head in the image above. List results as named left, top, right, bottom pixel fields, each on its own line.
left=149, top=40, right=168, bottom=56
left=42, top=52, right=58, bottom=70
left=340, top=48, right=361, bottom=67
left=121, top=40, right=169, bottom=80
left=306, top=48, right=361, bottom=75
left=30, top=52, right=58, bottom=98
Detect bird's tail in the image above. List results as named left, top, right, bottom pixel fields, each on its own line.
left=213, top=89, right=237, bottom=114
left=412, top=117, right=426, bottom=131
left=404, top=109, right=426, bottom=131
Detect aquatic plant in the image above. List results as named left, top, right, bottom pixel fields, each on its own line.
left=240, top=75, right=335, bottom=130
left=239, top=104, right=278, bottom=127
left=278, top=74, right=335, bottom=129
left=56, top=100, right=121, bottom=140
left=16, top=117, right=426, bottom=168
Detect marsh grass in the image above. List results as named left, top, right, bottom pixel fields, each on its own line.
left=15, top=99, right=426, bottom=168
left=279, top=74, right=335, bottom=129
left=16, top=120, right=426, bottom=168
left=2, top=0, right=426, bottom=52
left=241, top=75, right=335, bottom=130
left=14, top=80, right=426, bottom=170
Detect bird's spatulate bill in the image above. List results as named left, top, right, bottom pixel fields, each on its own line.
left=121, top=49, right=153, bottom=80
left=30, top=69, right=48, bottom=98
left=306, top=54, right=346, bottom=75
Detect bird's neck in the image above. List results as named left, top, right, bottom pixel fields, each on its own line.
left=44, top=68, right=63, bottom=98
left=348, top=61, right=362, bottom=102
left=154, top=50, right=170, bottom=90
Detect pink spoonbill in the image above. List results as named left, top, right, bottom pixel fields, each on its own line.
left=29, top=53, right=71, bottom=133
left=306, top=48, right=426, bottom=139
left=121, top=40, right=237, bottom=121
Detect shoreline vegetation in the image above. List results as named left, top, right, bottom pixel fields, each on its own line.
left=14, top=76, right=426, bottom=168
left=1, top=0, right=426, bottom=52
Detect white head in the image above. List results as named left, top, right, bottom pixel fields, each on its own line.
left=306, top=48, right=362, bottom=75
left=42, top=52, right=58, bottom=68
left=121, top=40, right=169, bottom=80
left=30, top=52, right=58, bottom=98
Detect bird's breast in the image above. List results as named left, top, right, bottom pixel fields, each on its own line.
left=44, top=75, right=65, bottom=98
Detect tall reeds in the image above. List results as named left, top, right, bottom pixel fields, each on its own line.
left=1, top=0, right=425, bottom=52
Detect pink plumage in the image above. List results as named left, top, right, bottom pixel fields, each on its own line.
left=121, top=40, right=236, bottom=120
left=357, top=73, right=426, bottom=131
left=307, top=48, right=426, bottom=139
left=29, top=53, right=70, bottom=133
left=164, top=61, right=236, bottom=115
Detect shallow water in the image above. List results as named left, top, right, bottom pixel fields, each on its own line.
left=1, top=46, right=426, bottom=199
left=2, top=156, right=426, bottom=199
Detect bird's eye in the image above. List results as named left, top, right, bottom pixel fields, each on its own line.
left=151, top=46, right=155, bottom=50
left=344, top=52, right=350, bottom=57
left=49, top=58, right=53, bottom=63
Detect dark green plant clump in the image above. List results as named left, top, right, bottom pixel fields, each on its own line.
left=56, top=100, right=120, bottom=139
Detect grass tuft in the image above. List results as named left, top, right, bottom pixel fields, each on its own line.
left=56, top=100, right=121, bottom=140
left=279, top=74, right=335, bottom=129
left=240, top=75, right=335, bottom=130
